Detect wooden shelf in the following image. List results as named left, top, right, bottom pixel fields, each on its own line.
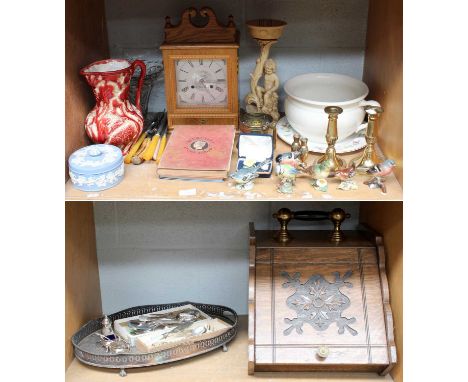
left=66, top=316, right=393, bottom=381
left=65, top=137, right=402, bottom=201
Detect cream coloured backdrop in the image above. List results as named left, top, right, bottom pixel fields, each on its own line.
left=94, top=202, right=360, bottom=315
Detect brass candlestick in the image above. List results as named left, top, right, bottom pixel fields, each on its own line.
left=316, top=106, right=345, bottom=171
left=350, top=105, right=384, bottom=173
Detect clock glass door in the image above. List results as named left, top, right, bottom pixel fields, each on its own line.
left=175, top=58, right=228, bottom=108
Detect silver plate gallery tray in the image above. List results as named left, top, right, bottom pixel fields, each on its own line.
left=72, top=302, right=238, bottom=376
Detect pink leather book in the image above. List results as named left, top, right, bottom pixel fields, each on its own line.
left=158, top=125, right=236, bottom=180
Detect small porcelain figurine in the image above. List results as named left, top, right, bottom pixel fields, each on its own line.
left=338, top=179, right=358, bottom=191
left=275, top=151, right=303, bottom=166
left=366, top=159, right=396, bottom=177
left=364, top=176, right=387, bottom=194
left=276, top=164, right=300, bottom=193
left=275, top=152, right=304, bottom=194
left=364, top=159, right=395, bottom=194
left=312, top=178, right=328, bottom=192
left=307, top=160, right=332, bottom=193
left=335, top=164, right=356, bottom=181
left=229, top=159, right=272, bottom=190
left=335, top=164, right=357, bottom=191
left=306, top=159, right=332, bottom=180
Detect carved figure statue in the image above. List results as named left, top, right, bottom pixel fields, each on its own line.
left=245, top=41, right=281, bottom=122
left=255, top=59, right=280, bottom=121
left=245, top=19, right=286, bottom=122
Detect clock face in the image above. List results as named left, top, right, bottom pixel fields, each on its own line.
left=175, top=59, right=228, bottom=107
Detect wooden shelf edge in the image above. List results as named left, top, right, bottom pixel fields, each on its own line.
left=65, top=140, right=402, bottom=202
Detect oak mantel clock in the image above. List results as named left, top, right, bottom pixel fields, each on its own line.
left=160, top=7, right=239, bottom=128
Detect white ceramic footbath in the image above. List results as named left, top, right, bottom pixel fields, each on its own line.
left=284, top=73, right=380, bottom=143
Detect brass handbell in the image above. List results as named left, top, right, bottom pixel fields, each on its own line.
left=350, top=105, right=384, bottom=173
left=316, top=106, right=345, bottom=172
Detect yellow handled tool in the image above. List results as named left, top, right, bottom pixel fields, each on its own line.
left=141, top=132, right=161, bottom=161
left=124, top=132, right=147, bottom=164
left=154, top=114, right=168, bottom=163
left=155, top=133, right=167, bottom=164
left=141, top=112, right=166, bottom=161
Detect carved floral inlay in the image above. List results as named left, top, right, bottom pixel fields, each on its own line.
left=281, top=271, right=358, bottom=336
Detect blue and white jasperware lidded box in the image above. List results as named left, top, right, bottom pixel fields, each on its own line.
left=68, top=144, right=124, bottom=191
left=236, top=133, right=273, bottom=178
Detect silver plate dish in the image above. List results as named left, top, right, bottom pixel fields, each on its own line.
left=72, top=302, right=238, bottom=376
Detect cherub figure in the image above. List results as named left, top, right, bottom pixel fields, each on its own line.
left=256, top=59, right=280, bottom=121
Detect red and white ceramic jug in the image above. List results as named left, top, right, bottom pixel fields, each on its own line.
left=80, top=59, right=147, bottom=155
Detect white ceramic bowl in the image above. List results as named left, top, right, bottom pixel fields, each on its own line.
left=284, top=73, right=380, bottom=143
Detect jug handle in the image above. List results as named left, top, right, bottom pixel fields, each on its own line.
left=131, top=60, right=147, bottom=111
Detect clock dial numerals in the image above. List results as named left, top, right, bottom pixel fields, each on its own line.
left=175, top=59, right=228, bottom=107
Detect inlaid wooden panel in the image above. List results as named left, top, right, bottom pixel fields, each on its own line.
left=250, top=228, right=396, bottom=375
left=255, top=248, right=387, bottom=367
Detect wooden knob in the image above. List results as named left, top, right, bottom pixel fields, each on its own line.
left=317, top=345, right=329, bottom=359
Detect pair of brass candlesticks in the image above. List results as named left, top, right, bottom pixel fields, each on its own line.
left=315, top=105, right=384, bottom=173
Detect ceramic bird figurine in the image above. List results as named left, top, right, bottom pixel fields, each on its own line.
left=366, top=159, right=396, bottom=177
left=335, top=164, right=358, bottom=191
left=335, top=164, right=356, bottom=181
left=306, top=159, right=332, bottom=180
left=312, top=178, right=328, bottom=192
left=364, top=176, right=387, bottom=194
left=276, top=163, right=301, bottom=194
left=338, top=179, right=358, bottom=191
left=229, top=159, right=272, bottom=190
left=304, top=159, right=332, bottom=192
left=275, top=151, right=302, bottom=167
left=275, top=151, right=305, bottom=194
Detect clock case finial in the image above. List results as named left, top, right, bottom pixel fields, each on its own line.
left=164, top=7, right=239, bottom=44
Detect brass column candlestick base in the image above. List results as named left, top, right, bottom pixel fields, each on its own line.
left=316, top=106, right=346, bottom=172
left=350, top=106, right=384, bottom=173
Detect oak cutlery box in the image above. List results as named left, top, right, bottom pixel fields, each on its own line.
left=248, top=224, right=397, bottom=375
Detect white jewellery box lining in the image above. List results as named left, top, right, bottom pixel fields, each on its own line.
left=237, top=134, right=273, bottom=176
